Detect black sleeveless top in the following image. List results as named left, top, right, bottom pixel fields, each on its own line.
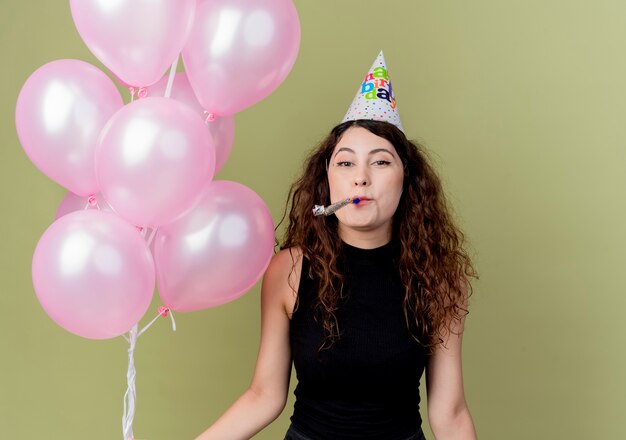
left=289, top=240, right=428, bottom=439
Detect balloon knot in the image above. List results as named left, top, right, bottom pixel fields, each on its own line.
left=137, top=87, right=148, bottom=99
left=87, top=195, right=98, bottom=206
left=203, top=111, right=215, bottom=123
left=135, top=226, right=144, bottom=232
left=158, top=306, right=170, bottom=317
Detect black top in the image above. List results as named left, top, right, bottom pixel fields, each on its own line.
left=289, top=240, right=428, bottom=439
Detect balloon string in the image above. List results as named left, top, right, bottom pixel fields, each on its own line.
left=122, top=323, right=137, bottom=440
left=164, top=54, right=179, bottom=99
left=121, top=308, right=176, bottom=440
left=146, top=227, right=158, bottom=247
left=139, top=307, right=176, bottom=337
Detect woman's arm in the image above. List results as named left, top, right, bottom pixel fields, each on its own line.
left=425, top=289, right=477, bottom=440
left=194, top=249, right=300, bottom=440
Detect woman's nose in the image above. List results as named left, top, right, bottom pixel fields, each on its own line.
left=354, top=176, right=368, bottom=186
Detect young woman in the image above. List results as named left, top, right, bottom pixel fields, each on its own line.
left=194, top=117, right=479, bottom=440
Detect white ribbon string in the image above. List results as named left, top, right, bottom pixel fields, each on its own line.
left=164, top=55, right=179, bottom=99
left=146, top=228, right=158, bottom=247
left=121, top=309, right=176, bottom=440
left=122, top=324, right=138, bottom=440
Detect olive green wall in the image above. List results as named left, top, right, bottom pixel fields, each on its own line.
left=2, top=1, right=625, bottom=439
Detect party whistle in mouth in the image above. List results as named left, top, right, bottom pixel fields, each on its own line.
left=312, top=197, right=361, bottom=216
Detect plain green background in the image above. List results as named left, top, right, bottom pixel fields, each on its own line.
left=2, top=1, right=625, bottom=439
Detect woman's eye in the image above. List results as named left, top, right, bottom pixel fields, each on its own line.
left=336, top=161, right=353, bottom=167
left=373, top=160, right=391, bottom=166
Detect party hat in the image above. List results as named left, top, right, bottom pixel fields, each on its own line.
left=342, top=50, right=403, bottom=132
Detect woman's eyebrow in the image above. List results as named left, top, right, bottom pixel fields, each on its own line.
left=332, top=147, right=395, bottom=158
left=333, top=147, right=355, bottom=158
left=368, top=148, right=395, bottom=156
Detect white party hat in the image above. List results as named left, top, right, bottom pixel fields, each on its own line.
left=342, top=51, right=403, bottom=132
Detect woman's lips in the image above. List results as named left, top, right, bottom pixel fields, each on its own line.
left=353, top=197, right=372, bottom=205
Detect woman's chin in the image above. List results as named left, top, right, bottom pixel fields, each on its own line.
left=339, top=217, right=384, bottom=232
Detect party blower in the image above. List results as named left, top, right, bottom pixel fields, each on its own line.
left=312, top=197, right=361, bottom=216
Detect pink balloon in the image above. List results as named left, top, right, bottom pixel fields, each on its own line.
left=154, top=180, right=275, bottom=312
left=96, top=97, right=216, bottom=228
left=182, top=0, right=301, bottom=116
left=150, top=72, right=235, bottom=172
left=70, top=0, right=196, bottom=87
left=55, top=192, right=114, bottom=220
left=32, top=210, right=155, bottom=339
left=15, top=59, right=123, bottom=196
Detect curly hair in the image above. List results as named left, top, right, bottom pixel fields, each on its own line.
left=278, top=119, right=478, bottom=353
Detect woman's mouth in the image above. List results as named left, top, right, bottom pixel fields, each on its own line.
left=353, top=196, right=372, bottom=204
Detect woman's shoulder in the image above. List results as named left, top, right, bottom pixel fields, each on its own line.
left=266, top=246, right=303, bottom=277
left=263, top=246, right=303, bottom=315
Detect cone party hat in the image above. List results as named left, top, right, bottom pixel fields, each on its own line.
left=342, top=51, right=403, bottom=132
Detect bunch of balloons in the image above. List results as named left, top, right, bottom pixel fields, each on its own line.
left=16, top=0, right=300, bottom=340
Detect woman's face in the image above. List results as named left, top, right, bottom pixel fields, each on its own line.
left=327, top=126, right=404, bottom=241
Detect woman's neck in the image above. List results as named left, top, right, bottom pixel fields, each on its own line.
left=338, top=225, right=392, bottom=249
